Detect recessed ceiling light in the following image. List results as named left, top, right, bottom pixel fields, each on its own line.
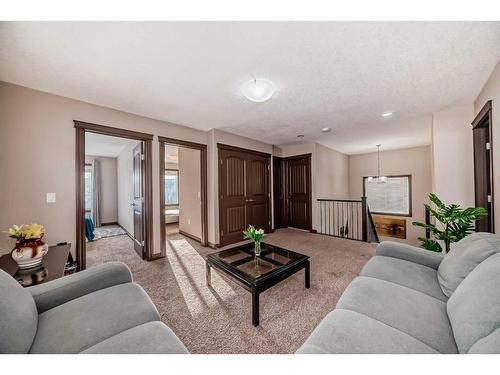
left=382, top=112, right=393, bottom=117
left=297, top=134, right=305, bottom=138
left=321, top=127, right=331, bottom=133
left=241, top=79, right=275, bottom=103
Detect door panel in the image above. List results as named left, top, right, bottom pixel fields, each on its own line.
left=219, top=146, right=270, bottom=246
left=226, top=206, right=246, bottom=233
left=246, top=156, right=270, bottom=232
left=273, top=157, right=285, bottom=229
left=473, top=118, right=493, bottom=232
left=226, top=156, right=245, bottom=197
left=219, top=150, right=248, bottom=246
left=287, top=156, right=311, bottom=230
left=248, top=159, right=267, bottom=196
left=250, top=204, right=268, bottom=228
left=133, top=142, right=145, bottom=258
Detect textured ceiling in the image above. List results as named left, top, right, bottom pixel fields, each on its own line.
left=1, top=22, right=500, bottom=154
left=85, top=132, right=138, bottom=158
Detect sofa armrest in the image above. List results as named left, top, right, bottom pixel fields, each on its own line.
left=376, top=241, right=444, bottom=269
left=28, top=262, right=132, bottom=313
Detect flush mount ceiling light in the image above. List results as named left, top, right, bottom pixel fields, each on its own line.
left=321, top=127, right=331, bottom=133
left=381, top=112, right=393, bottom=117
left=241, top=79, right=275, bottom=103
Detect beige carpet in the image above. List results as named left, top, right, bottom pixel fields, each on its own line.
left=86, top=229, right=375, bottom=353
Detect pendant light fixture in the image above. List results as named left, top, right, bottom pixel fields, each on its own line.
left=368, top=144, right=387, bottom=183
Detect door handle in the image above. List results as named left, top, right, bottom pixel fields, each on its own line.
left=245, top=199, right=256, bottom=203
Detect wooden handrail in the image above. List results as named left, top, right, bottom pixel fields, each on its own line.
left=317, top=198, right=363, bottom=202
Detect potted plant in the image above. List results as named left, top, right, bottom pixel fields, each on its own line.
left=243, top=225, right=265, bottom=257
left=412, top=194, right=487, bottom=253
left=6, top=223, right=49, bottom=269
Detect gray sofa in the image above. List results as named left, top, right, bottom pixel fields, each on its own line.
left=0, top=261, right=188, bottom=354
left=297, top=232, right=500, bottom=354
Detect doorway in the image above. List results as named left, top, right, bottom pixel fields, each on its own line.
left=75, top=121, right=154, bottom=271
left=472, top=100, right=494, bottom=233
left=273, top=154, right=312, bottom=231
left=159, top=137, right=208, bottom=257
left=218, top=144, right=271, bottom=247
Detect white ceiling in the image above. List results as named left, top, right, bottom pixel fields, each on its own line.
left=85, top=132, right=138, bottom=157
left=1, top=22, right=500, bottom=154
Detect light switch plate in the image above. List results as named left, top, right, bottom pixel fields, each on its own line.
left=46, top=193, right=56, bottom=203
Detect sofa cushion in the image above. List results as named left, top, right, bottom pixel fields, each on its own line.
left=447, top=252, right=500, bottom=353
left=30, top=282, right=160, bottom=353
left=296, top=309, right=438, bottom=354
left=361, top=255, right=447, bottom=302
left=81, top=321, right=189, bottom=354
left=336, top=276, right=457, bottom=353
left=0, top=269, right=38, bottom=353
left=468, top=328, right=500, bottom=354
left=376, top=241, right=444, bottom=269
left=438, top=232, right=500, bottom=297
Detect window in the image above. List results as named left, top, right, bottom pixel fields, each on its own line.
left=363, top=175, right=411, bottom=216
left=84, top=164, right=93, bottom=212
left=165, top=170, right=179, bottom=205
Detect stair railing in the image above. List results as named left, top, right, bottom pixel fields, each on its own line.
left=317, top=197, right=379, bottom=243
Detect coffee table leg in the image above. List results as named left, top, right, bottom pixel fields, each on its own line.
left=252, top=291, right=260, bottom=327
left=206, top=262, right=211, bottom=286
left=305, top=261, right=310, bottom=289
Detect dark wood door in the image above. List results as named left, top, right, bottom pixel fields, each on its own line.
left=219, top=145, right=270, bottom=246
left=273, top=157, right=286, bottom=229
left=133, top=142, right=145, bottom=258
left=472, top=101, right=494, bottom=232
left=247, top=153, right=270, bottom=231
left=287, top=155, right=311, bottom=230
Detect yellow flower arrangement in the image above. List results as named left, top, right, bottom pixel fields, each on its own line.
left=6, top=223, right=45, bottom=240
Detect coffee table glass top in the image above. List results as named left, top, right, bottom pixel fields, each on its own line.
left=208, top=242, right=308, bottom=281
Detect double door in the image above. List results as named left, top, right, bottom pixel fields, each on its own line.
left=273, top=154, right=312, bottom=231
left=218, top=145, right=271, bottom=246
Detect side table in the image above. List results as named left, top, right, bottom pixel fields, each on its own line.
left=0, top=243, right=71, bottom=287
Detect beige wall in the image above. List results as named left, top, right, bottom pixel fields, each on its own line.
left=116, top=140, right=140, bottom=235
left=431, top=105, right=475, bottom=208
left=0, top=82, right=280, bottom=255
left=349, top=146, right=432, bottom=246
left=85, top=155, right=118, bottom=224
left=178, top=147, right=202, bottom=239
left=314, top=143, right=350, bottom=230
left=474, top=59, right=500, bottom=233
left=315, top=143, right=350, bottom=200
left=0, top=82, right=207, bottom=256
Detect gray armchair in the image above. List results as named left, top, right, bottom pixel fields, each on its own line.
left=0, top=262, right=188, bottom=354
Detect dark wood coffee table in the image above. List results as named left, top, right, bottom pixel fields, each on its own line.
left=206, top=242, right=310, bottom=326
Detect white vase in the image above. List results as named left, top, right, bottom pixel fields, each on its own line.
left=11, top=239, right=49, bottom=269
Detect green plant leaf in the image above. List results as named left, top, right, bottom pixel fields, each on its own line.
left=417, top=237, right=442, bottom=252
left=429, top=193, right=446, bottom=209
left=413, top=193, right=487, bottom=253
